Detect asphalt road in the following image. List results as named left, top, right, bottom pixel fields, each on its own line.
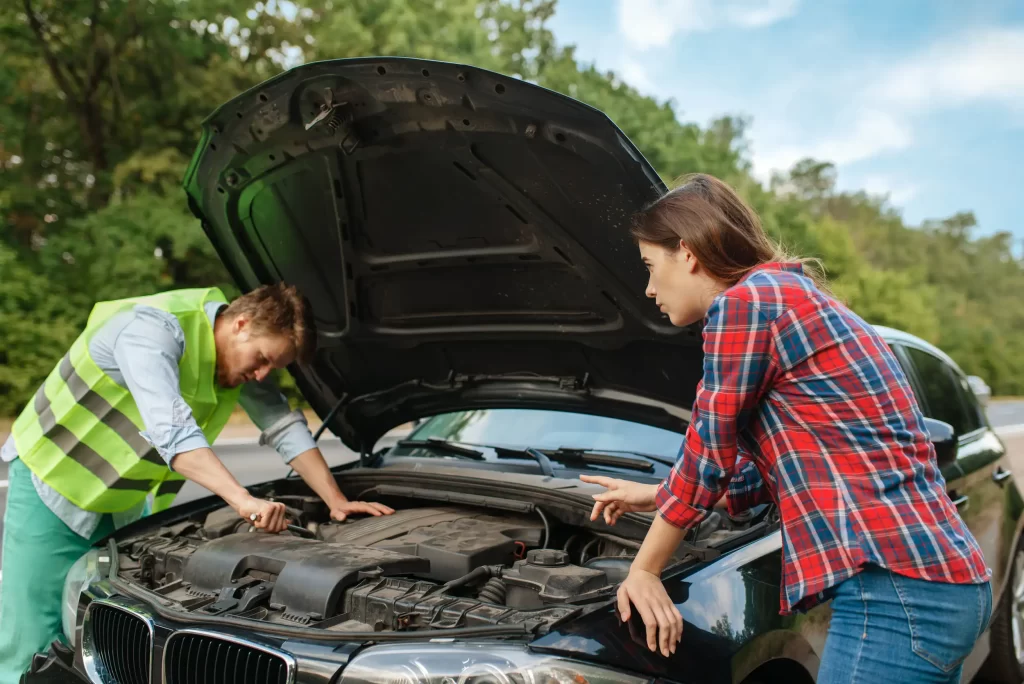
left=2, top=402, right=1024, bottom=584
left=986, top=401, right=1024, bottom=429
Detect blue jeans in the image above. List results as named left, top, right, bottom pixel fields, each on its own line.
left=818, top=565, right=992, bottom=683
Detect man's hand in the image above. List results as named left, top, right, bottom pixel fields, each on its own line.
left=287, top=448, right=397, bottom=522
left=235, top=496, right=288, bottom=533
left=173, top=447, right=292, bottom=532
left=580, top=474, right=658, bottom=526
left=618, top=568, right=683, bottom=657
left=330, top=500, right=395, bottom=522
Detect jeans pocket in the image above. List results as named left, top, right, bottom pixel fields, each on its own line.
left=979, top=581, right=994, bottom=637
left=890, top=574, right=986, bottom=673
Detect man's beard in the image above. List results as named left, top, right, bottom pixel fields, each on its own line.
left=215, top=359, right=234, bottom=388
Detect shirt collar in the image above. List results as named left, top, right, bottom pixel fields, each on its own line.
left=738, top=261, right=804, bottom=283
left=204, top=301, right=227, bottom=327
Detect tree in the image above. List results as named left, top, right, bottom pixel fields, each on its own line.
left=2, top=0, right=1021, bottom=416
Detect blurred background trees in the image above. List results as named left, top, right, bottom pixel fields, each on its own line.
left=3, top=0, right=1021, bottom=415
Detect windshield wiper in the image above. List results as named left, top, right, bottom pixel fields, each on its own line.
left=493, top=446, right=555, bottom=477
left=395, top=438, right=485, bottom=460
left=493, top=446, right=655, bottom=474
left=568, top=447, right=677, bottom=468
left=394, top=439, right=667, bottom=474
left=546, top=448, right=656, bottom=473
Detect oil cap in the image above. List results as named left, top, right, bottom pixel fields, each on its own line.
left=526, top=549, right=569, bottom=567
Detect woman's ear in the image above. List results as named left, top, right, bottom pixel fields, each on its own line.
left=678, top=243, right=699, bottom=274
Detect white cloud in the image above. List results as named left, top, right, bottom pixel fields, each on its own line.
left=749, top=26, right=1024, bottom=177
left=752, top=109, right=914, bottom=178
left=859, top=174, right=922, bottom=206
left=617, top=57, right=657, bottom=93
left=872, top=28, right=1024, bottom=111
left=617, top=0, right=799, bottom=50
left=724, top=0, right=800, bottom=28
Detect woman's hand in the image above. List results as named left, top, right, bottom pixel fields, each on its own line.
left=580, top=474, right=658, bottom=525
left=618, top=568, right=683, bottom=656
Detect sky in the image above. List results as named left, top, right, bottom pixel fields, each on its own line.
left=548, top=0, right=1024, bottom=239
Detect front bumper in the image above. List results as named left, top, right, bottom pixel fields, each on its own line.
left=21, top=640, right=89, bottom=684
left=41, top=573, right=366, bottom=683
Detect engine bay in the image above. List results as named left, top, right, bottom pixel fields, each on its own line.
left=111, top=490, right=769, bottom=636
left=113, top=498, right=642, bottom=635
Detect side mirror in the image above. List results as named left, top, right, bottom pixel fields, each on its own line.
left=923, top=417, right=958, bottom=468
left=967, top=375, right=991, bottom=408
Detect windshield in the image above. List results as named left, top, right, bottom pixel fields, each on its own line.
left=407, top=409, right=685, bottom=461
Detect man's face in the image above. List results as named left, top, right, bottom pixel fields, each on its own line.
left=215, top=315, right=297, bottom=388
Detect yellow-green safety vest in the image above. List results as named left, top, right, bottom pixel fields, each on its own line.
left=12, top=287, right=241, bottom=513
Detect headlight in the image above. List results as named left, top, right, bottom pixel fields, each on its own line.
left=337, top=643, right=652, bottom=684
left=61, top=548, right=110, bottom=645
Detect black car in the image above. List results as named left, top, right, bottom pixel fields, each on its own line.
left=26, top=57, right=1024, bottom=684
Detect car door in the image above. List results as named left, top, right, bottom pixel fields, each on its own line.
left=896, top=345, right=1007, bottom=584
left=892, top=342, right=1010, bottom=672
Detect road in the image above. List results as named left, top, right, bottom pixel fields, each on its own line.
left=986, top=401, right=1024, bottom=429
left=2, top=402, right=1024, bottom=583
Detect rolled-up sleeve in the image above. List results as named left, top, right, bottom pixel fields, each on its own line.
left=725, top=451, right=771, bottom=515
left=656, top=293, right=776, bottom=530
left=238, top=375, right=316, bottom=463
left=112, top=308, right=209, bottom=465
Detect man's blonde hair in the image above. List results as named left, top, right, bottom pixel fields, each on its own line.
left=223, top=283, right=316, bottom=364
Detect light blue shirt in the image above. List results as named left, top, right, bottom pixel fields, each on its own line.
left=1, top=301, right=317, bottom=538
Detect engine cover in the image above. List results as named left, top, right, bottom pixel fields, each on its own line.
left=318, top=506, right=544, bottom=581
left=182, top=533, right=428, bottom=620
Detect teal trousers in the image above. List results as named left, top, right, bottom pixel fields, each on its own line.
left=0, top=458, right=113, bottom=683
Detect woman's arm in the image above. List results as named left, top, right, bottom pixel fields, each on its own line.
left=655, top=293, right=776, bottom=533
left=725, top=452, right=771, bottom=515
left=620, top=292, right=777, bottom=656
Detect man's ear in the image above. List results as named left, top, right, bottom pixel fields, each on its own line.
left=233, top=315, right=251, bottom=340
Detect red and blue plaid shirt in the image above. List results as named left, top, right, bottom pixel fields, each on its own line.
left=656, top=263, right=990, bottom=614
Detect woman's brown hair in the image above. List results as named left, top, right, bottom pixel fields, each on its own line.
left=630, top=173, right=828, bottom=291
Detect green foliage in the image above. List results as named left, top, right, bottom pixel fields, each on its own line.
left=2, top=0, right=1021, bottom=416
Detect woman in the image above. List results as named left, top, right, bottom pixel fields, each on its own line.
left=583, top=174, right=991, bottom=682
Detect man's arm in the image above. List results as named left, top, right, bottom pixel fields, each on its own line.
left=239, top=376, right=393, bottom=521
left=172, top=447, right=287, bottom=531
left=113, top=308, right=287, bottom=532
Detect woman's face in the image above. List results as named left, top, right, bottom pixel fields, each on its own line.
left=639, top=240, right=710, bottom=327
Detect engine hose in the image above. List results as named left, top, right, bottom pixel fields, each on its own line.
left=478, top=577, right=507, bottom=605
left=580, top=538, right=600, bottom=564
left=536, top=507, right=550, bottom=549
left=425, top=565, right=503, bottom=598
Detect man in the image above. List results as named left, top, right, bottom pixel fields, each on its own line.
left=0, top=283, right=393, bottom=681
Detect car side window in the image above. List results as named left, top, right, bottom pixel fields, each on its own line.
left=953, top=372, right=985, bottom=434
left=903, top=346, right=975, bottom=436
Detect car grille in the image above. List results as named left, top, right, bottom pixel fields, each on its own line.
left=164, top=632, right=290, bottom=684
left=89, top=603, right=152, bottom=684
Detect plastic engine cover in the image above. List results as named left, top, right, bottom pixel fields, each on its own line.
left=182, top=533, right=428, bottom=620
left=318, top=507, right=544, bottom=582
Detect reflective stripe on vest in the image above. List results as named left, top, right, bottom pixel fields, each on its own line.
left=151, top=474, right=187, bottom=514
left=13, top=287, right=241, bottom=513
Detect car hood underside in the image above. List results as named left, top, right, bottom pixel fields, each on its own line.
left=184, top=57, right=703, bottom=449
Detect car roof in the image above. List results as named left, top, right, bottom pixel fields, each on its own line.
left=872, top=324, right=965, bottom=376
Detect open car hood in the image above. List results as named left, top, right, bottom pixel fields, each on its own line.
left=184, top=57, right=704, bottom=450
